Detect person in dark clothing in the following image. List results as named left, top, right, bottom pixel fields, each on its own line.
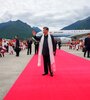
left=15, top=36, right=20, bottom=57
left=57, top=39, right=61, bottom=49
left=84, top=33, right=90, bottom=58
left=27, top=38, right=32, bottom=55
left=34, top=41, right=39, bottom=54
left=32, top=27, right=56, bottom=77
left=6, top=43, right=9, bottom=53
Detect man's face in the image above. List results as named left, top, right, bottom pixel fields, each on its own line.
left=43, top=28, right=48, bottom=35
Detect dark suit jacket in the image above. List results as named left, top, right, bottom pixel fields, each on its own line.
left=16, top=39, right=20, bottom=48
left=27, top=40, right=32, bottom=48
left=33, top=34, right=56, bottom=55
left=84, top=37, right=90, bottom=50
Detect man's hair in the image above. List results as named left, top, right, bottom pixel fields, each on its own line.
left=43, top=27, right=49, bottom=31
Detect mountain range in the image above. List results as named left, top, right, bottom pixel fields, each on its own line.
left=0, top=20, right=33, bottom=39
left=62, top=16, right=90, bottom=30
left=0, top=16, right=90, bottom=39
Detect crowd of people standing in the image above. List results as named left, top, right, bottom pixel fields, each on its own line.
left=0, top=32, right=90, bottom=59
left=67, top=33, right=90, bottom=58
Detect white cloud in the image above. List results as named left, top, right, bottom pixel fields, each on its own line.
left=0, top=0, right=90, bottom=29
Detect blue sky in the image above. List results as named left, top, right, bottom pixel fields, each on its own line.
left=0, top=0, right=90, bottom=29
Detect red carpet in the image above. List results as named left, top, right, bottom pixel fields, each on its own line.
left=4, top=50, right=90, bottom=100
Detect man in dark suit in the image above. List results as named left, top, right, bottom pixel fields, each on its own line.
left=34, top=41, right=39, bottom=54
left=32, top=27, right=56, bottom=77
left=58, top=39, right=61, bottom=49
left=27, top=38, right=32, bottom=55
left=84, top=33, right=90, bottom=58
left=15, top=36, right=20, bottom=57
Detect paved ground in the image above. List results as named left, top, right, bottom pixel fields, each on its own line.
left=0, top=45, right=90, bottom=100
left=0, top=49, right=34, bottom=100
left=61, top=46, right=90, bottom=60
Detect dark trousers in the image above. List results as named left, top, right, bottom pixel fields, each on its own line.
left=0, top=53, right=2, bottom=57
left=15, top=47, right=20, bottom=57
left=84, top=50, right=90, bottom=57
left=16, top=50, right=19, bottom=56
left=35, top=45, right=39, bottom=54
left=43, top=55, right=52, bottom=74
left=87, top=50, right=90, bottom=57
left=27, top=47, right=32, bottom=55
left=84, top=47, right=90, bottom=58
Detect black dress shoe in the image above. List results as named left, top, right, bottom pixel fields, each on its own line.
left=50, top=72, right=53, bottom=77
left=42, top=73, right=48, bottom=76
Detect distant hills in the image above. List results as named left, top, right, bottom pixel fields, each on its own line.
left=1, top=16, right=90, bottom=39
left=0, top=20, right=33, bottom=39
left=32, top=26, right=41, bottom=33
left=62, top=16, right=90, bottom=30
